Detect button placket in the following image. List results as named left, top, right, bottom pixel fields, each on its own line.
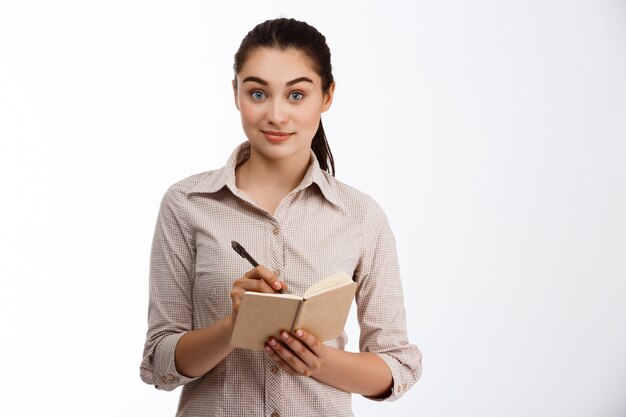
left=264, top=354, right=283, bottom=417
left=264, top=221, right=285, bottom=417
left=266, top=222, right=285, bottom=289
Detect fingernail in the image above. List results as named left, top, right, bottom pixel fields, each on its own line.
left=281, top=332, right=288, bottom=340
left=274, top=281, right=281, bottom=289
left=295, top=330, right=303, bottom=337
left=269, top=339, right=276, bottom=346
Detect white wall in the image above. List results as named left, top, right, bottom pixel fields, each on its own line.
left=1, top=1, right=625, bottom=416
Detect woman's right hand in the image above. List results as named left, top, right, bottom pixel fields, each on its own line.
left=230, top=265, right=287, bottom=323
left=175, top=267, right=285, bottom=378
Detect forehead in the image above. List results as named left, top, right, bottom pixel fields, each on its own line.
left=238, top=47, right=320, bottom=84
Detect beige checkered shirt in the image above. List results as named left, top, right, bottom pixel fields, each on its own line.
left=140, top=142, right=422, bottom=416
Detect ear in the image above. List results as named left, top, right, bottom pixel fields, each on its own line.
left=321, top=81, right=335, bottom=113
left=232, top=79, right=240, bottom=111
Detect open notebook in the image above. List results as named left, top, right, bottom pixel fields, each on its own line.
left=230, top=271, right=357, bottom=350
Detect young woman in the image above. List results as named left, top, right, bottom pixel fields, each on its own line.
left=140, top=17, right=422, bottom=416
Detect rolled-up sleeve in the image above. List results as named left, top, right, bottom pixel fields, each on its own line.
left=355, top=197, right=423, bottom=401
left=140, top=185, right=200, bottom=391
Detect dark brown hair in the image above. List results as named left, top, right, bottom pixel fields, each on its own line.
left=233, top=17, right=336, bottom=176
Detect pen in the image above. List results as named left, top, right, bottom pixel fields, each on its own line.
left=231, top=240, right=284, bottom=294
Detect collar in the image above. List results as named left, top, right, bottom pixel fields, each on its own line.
left=189, top=141, right=340, bottom=207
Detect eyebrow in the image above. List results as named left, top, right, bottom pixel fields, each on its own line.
left=241, top=76, right=314, bottom=87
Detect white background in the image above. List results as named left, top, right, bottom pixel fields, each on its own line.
left=1, top=1, right=625, bottom=416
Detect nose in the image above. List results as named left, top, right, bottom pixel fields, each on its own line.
left=267, top=98, right=289, bottom=125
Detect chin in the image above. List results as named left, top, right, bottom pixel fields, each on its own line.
left=254, top=141, right=310, bottom=162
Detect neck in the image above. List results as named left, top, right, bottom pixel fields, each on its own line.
left=236, top=147, right=311, bottom=196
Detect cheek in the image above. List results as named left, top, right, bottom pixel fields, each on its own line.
left=239, top=102, right=263, bottom=126
left=298, top=103, right=322, bottom=128
left=306, top=116, right=321, bottom=133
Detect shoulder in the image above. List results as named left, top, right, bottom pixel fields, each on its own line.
left=168, top=171, right=213, bottom=194
left=158, top=170, right=218, bottom=209
left=324, top=174, right=388, bottom=223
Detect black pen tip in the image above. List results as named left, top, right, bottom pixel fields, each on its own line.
left=231, top=240, right=243, bottom=256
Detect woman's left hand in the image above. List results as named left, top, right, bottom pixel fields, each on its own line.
left=265, top=329, right=329, bottom=377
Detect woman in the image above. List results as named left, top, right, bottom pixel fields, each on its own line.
left=140, top=17, right=422, bottom=416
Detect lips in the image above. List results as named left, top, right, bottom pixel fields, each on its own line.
left=262, top=130, right=293, bottom=143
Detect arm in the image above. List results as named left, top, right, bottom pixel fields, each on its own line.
left=139, top=185, right=199, bottom=391
left=140, top=186, right=288, bottom=388
left=314, top=349, right=393, bottom=398
left=351, top=196, right=423, bottom=400
left=173, top=315, right=235, bottom=378
left=265, top=329, right=393, bottom=398
left=175, top=266, right=286, bottom=378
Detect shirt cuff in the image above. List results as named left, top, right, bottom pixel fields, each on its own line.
left=363, top=352, right=409, bottom=402
left=141, top=331, right=199, bottom=391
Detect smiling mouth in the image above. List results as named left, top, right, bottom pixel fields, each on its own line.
left=262, top=131, right=293, bottom=143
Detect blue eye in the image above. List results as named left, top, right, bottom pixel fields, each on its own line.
left=290, top=92, right=304, bottom=101
left=251, top=91, right=266, bottom=100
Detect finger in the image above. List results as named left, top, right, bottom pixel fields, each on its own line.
left=230, top=277, right=270, bottom=316
left=280, top=331, right=320, bottom=369
left=267, top=337, right=310, bottom=376
left=235, top=268, right=279, bottom=294
left=234, top=276, right=274, bottom=293
left=264, top=343, right=299, bottom=376
left=244, top=266, right=283, bottom=292
left=269, top=333, right=315, bottom=376
left=292, top=329, right=325, bottom=357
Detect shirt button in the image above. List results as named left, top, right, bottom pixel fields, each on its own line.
left=272, top=227, right=280, bottom=235
left=271, top=366, right=279, bottom=374
left=166, top=374, right=175, bottom=382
